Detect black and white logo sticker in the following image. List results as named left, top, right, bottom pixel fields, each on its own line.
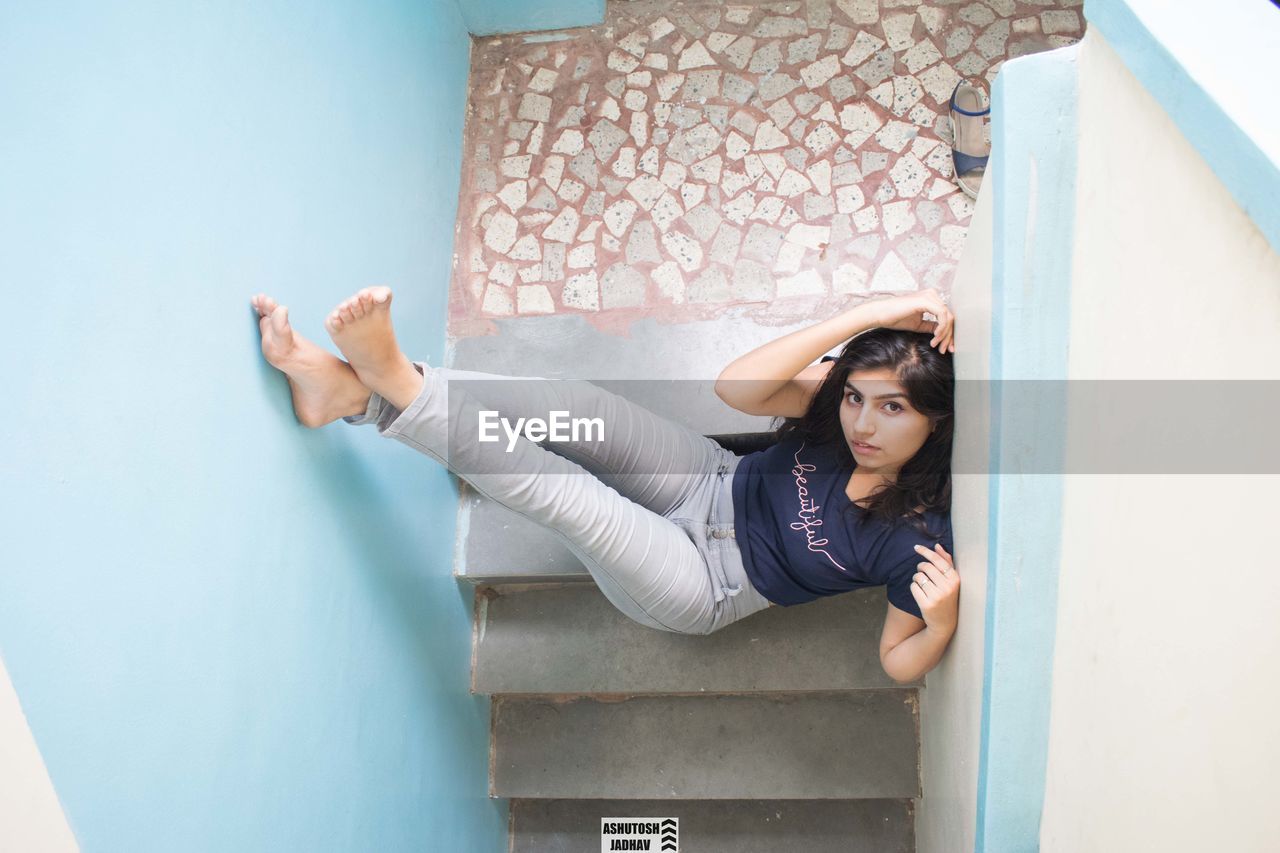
left=600, top=817, right=678, bottom=851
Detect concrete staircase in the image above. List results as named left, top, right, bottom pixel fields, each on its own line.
left=461, top=485, right=922, bottom=852
left=465, top=489, right=926, bottom=845
left=448, top=318, right=921, bottom=850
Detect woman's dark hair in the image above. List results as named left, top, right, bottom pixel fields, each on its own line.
left=772, top=327, right=954, bottom=539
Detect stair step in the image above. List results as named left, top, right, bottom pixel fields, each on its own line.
left=455, top=489, right=589, bottom=583
left=446, top=314, right=797, bottom=586
left=491, top=692, right=918, bottom=800
left=473, top=585, right=913, bottom=695
left=510, top=798, right=913, bottom=852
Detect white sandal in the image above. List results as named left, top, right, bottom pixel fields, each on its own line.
left=949, top=79, right=991, bottom=200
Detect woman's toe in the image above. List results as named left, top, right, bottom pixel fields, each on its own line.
left=263, top=304, right=284, bottom=333
left=370, top=286, right=392, bottom=305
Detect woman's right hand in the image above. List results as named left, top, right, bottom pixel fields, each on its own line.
left=866, top=289, right=956, bottom=354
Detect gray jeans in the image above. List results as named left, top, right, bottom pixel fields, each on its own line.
left=343, top=362, right=775, bottom=635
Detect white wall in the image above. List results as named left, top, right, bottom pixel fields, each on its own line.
left=0, top=656, right=77, bottom=852
left=916, top=168, right=994, bottom=853
left=1040, top=29, right=1280, bottom=852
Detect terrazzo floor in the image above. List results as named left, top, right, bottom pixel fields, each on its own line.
left=449, top=0, right=1084, bottom=338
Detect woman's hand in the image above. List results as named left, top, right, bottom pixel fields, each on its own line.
left=909, top=543, right=959, bottom=635
left=866, top=289, right=956, bottom=354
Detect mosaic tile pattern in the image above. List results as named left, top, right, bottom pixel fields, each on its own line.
left=450, top=0, right=1083, bottom=336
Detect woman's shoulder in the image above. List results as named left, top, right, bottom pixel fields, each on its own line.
left=882, top=504, right=951, bottom=537
left=906, top=508, right=953, bottom=547
left=770, top=430, right=841, bottom=457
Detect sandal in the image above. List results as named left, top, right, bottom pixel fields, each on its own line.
left=949, top=79, right=991, bottom=200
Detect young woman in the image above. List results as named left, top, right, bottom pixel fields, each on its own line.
left=250, top=285, right=958, bottom=683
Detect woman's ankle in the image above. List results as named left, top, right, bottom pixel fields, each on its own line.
left=375, top=358, right=425, bottom=412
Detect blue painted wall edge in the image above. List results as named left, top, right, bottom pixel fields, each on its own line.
left=976, top=44, right=1079, bottom=853
left=457, top=0, right=605, bottom=36
left=1086, top=0, right=1280, bottom=254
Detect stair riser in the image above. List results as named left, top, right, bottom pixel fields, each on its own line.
left=492, top=692, right=919, bottom=800
left=510, top=798, right=914, bottom=853
left=473, top=584, right=917, bottom=695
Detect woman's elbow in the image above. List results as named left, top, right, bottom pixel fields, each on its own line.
left=885, top=669, right=925, bottom=686
left=887, top=671, right=916, bottom=686
left=714, top=377, right=759, bottom=414
left=881, top=659, right=912, bottom=685
left=880, top=657, right=931, bottom=685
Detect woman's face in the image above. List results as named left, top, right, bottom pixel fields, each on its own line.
left=839, top=367, right=934, bottom=479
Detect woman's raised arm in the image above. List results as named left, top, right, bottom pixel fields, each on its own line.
left=713, top=301, right=885, bottom=415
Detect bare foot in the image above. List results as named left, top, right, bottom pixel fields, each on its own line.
left=323, top=287, right=423, bottom=411
left=251, top=293, right=374, bottom=428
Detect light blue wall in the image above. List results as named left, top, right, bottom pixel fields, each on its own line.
left=0, top=1, right=505, bottom=850
left=458, top=0, right=604, bottom=36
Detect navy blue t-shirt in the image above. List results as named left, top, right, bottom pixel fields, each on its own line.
left=730, top=431, right=953, bottom=620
